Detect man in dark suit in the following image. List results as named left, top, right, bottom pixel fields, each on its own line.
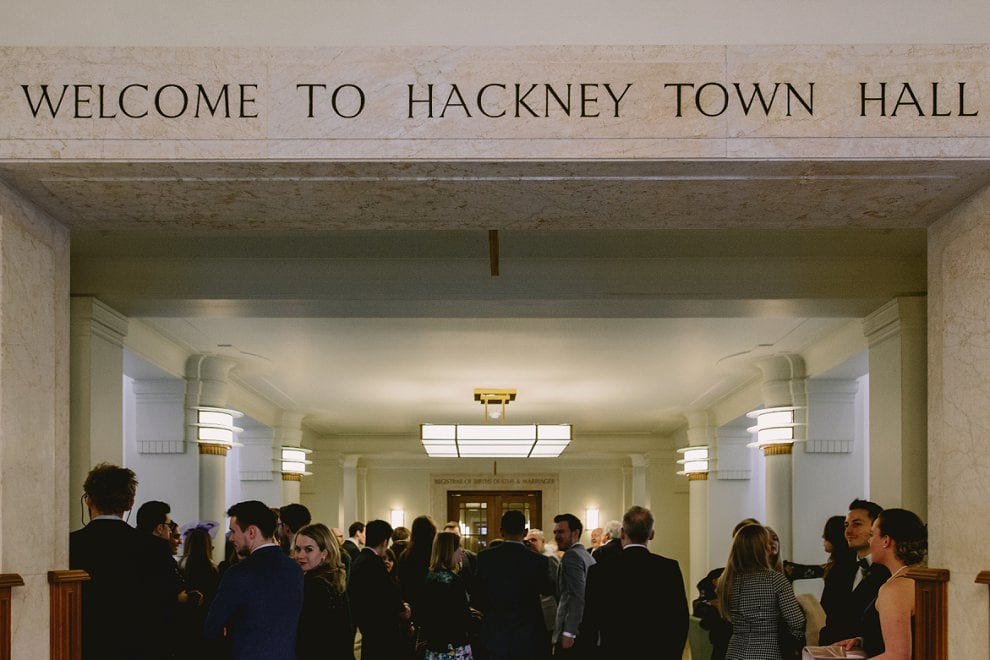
left=590, top=520, right=622, bottom=564
left=819, top=499, right=891, bottom=646
left=476, top=510, right=556, bottom=660
left=349, top=519, right=413, bottom=660
left=205, top=500, right=304, bottom=659
left=70, top=463, right=180, bottom=660
left=277, top=502, right=312, bottom=554
left=582, top=505, right=688, bottom=659
left=342, top=521, right=364, bottom=560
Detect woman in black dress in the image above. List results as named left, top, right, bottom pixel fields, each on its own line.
left=416, top=531, right=476, bottom=660
left=397, top=515, right=437, bottom=615
left=293, top=523, right=355, bottom=660
left=836, top=508, right=927, bottom=659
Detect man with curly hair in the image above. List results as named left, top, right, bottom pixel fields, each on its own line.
left=70, top=463, right=181, bottom=660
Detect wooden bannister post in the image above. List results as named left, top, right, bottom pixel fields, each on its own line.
left=48, top=570, right=89, bottom=660
left=975, top=571, right=990, bottom=654
left=0, top=574, right=25, bottom=660
left=907, top=567, right=949, bottom=660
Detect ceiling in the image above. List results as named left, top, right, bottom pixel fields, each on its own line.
left=1, top=157, right=962, bottom=439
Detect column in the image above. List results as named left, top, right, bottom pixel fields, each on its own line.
left=710, top=425, right=754, bottom=568
left=0, top=180, right=71, bottom=658
left=928, top=183, right=990, bottom=659
left=357, top=466, right=368, bottom=522
left=70, top=297, right=128, bottom=531
left=682, top=411, right=714, bottom=592
left=862, top=296, right=927, bottom=515
left=753, top=354, right=807, bottom=561
left=185, top=355, right=238, bottom=564
left=275, top=412, right=308, bottom=504
left=621, top=465, right=633, bottom=512
left=341, top=455, right=360, bottom=527
left=629, top=453, right=649, bottom=508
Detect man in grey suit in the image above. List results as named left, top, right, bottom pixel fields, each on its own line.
left=552, top=513, right=595, bottom=656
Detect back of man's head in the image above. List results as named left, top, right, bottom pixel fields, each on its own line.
left=622, top=506, right=655, bottom=544
left=348, top=521, right=365, bottom=538
left=500, top=510, right=527, bottom=538
left=278, top=503, right=312, bottom=534
left=392, top=526, right=411, bottom=543
left=364, top=519, right=393, bottom=548
left=227, top=500, right=277, bottom=539
left=849, top=498, right=883, bottom=522
left=553, top=512, right=583, bottom=536
left=83, top=463, right=138, bottom=516
left=136, top=500, right=170, bottom=534
left=604, top=519, right=622, bottom=540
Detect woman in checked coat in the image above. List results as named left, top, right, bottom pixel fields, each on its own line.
left=718, top=524, right=806, bottom=660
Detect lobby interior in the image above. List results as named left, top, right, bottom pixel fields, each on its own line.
left=4, top=5, right=990, bottom=653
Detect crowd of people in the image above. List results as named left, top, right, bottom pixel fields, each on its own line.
left=69, top=462, right=926, bottom=660
left=692, top=499, right=928, bottom=660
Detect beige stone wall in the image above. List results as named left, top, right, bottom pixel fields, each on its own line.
left=928, top=182, right=990, bottom=659
left=2, top=45, right=990, bottom=160
left=0, top=179, right=70, bottom=659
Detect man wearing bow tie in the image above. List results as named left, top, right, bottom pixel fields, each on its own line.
left=818, top=499, right=891, bottom=646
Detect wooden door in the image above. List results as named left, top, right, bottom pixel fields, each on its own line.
left=447, top=490, right=542, bottom=552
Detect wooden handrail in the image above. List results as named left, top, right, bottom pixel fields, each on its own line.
left=48, top=570, right=89, bottom=660
left=906, top=567, right=949, bottom=660
left=976, top=571, right=990, bottom=655
left=0, top=574, right=25, bottom=660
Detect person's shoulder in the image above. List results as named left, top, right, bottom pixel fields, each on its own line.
left=879, top=573, right=915, bottom=608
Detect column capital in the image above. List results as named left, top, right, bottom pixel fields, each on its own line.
left=754, top=354, right=806, bottom=408
left=862, top=296, right=927, bottom=347
left=70, top=296, right=128, bottom=346
left=199, top=443, right=229, bottom=457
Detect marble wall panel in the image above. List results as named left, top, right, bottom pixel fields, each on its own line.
left=0, top=179, right=70, bottom=659
left=928, top=181, right=990, bottom=659
left=2, top=45, right=990, bottom=160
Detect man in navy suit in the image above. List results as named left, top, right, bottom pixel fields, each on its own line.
left=205, top=500, right=304, bottom=659
left=476, top=510, right=556, bottom=660
left=349, top=519, right=413, bottom=660
left=70, top=463, right=179, bottom=660
left=582, top=506, right=688, bottom=659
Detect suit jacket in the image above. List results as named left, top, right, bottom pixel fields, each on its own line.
left=204, top=545, right=304, bottom=660
left=590, top=537, right=622, bottom=565
left=348, top=548, right=409, bottom=660
left=582, top=545, right=688, bottom=659
left=342, top=539, right=361, bottom=561
left=818, top=554, right=891, bottom=645
left=475, top=540, right=556, bottom=657
left=70, top=518, right=180, bottom=660
left=554, top=543, right=595, bottom=641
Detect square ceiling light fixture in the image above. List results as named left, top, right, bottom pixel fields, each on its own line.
left=421, top=389, right=572, bottom=458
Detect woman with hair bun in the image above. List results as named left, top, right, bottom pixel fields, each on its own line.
left=837, top=508, right=927, bottom=659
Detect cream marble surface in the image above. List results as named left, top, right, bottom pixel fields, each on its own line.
left=928, top=181, right=990, bottom=659
left=2, top=45, right=990, bottom=160
left=0, top=179, right=70, bottom=658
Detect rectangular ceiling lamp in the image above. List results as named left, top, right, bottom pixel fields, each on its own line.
left=421, top=424, right=571, bottom=458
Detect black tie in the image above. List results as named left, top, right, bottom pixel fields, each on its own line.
left=858, top=558, right=870, bottom=577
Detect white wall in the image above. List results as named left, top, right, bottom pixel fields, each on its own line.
left=3, top=1, right=989, bottom=47
left=123, top=375, right=200, bottom=529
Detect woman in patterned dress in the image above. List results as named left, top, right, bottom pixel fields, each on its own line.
left=718, top=524, right=806, bottom=660
left=416, top=531, right=477, bottom=660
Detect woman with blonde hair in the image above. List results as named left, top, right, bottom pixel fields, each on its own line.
left=718, top=524, right=805, bottom=660
left=293, top=523, right=355, bottom=660
left=416, top=531, right=476, bottom=660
